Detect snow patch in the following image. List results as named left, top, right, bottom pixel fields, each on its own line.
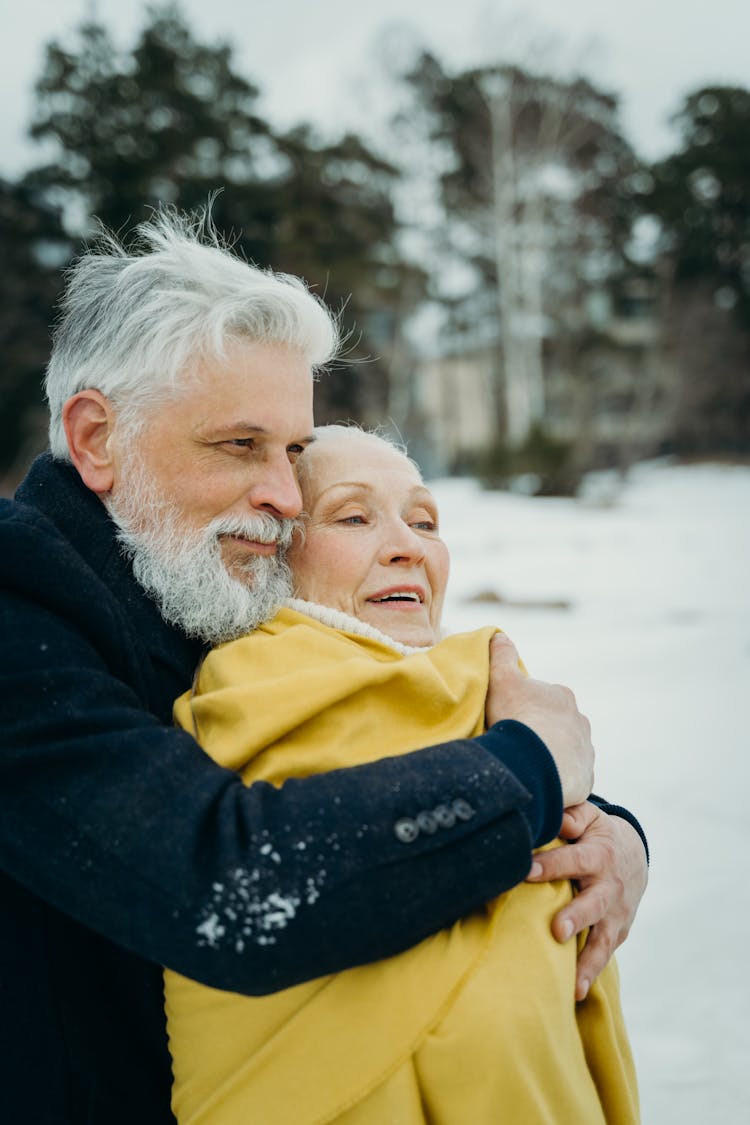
left=195, top=858, right=327, bottom=950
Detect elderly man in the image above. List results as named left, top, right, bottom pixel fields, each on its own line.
left=0, top=210, right=647, bottom=1124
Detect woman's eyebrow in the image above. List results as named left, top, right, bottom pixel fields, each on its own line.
left=315, top=481, right=372, bottom=498
left=316, top=482, right=435, bottom=503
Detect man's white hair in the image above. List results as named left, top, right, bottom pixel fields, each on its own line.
left=45, top=205, right=340, bottom=459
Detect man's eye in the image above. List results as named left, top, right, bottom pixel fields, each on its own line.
left=287, top=444, right=305, bottom=462
left=338, top=515, right=366, bottom=525
left=412, top=520, right=437, bottom=531
left=225, top=438, right=255, bottom=450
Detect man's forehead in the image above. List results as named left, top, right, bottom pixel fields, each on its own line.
left=172, top=357, right=314, bottom=438
left=185, top=340, right=313, bottom=388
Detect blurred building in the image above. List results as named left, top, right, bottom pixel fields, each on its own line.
left=412, top=271, right=679, bottom=476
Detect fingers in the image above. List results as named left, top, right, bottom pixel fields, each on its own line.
left=526, top=838, right=600, bottom=883
left=488, top=631, right=522, bottom=670
left=559, top=801, right=599, bottom=840
left=551, top=886, right=619, bottom=1002
left=574, top=923, right=620, bottom=1001
left=551, top=879, right=612, bottom=943
left=528, top=809, right=648, bottom=1003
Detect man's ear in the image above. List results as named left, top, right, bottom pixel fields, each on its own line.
left=62, top=390, right=118, bottom=495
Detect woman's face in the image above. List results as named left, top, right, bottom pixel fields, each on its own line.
left=288, top=436, right=450, bottom=646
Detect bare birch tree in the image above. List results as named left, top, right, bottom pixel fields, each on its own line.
left=403, top=53, right=639, bottom=451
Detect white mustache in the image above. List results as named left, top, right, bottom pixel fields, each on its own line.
left=208, top=512, right=299, bottom=552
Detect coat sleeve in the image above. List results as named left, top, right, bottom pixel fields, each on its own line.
left=0, top=503, right=563, bottom=996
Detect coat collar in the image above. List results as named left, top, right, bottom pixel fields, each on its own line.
left=283, top=598, right=434, bottom=655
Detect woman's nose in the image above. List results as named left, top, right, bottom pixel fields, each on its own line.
left=381, top=521, right=426, bottom=565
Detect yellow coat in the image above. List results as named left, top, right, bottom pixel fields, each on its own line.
left=168, top=605, right=639, bottom=1124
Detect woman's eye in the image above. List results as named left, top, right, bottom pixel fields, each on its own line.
left=410, top=512, right=438, bottom=531
left=338, top=515, right=366, bottom=525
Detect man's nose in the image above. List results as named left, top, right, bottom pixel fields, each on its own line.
left=246, top=455, right=303, bottom=520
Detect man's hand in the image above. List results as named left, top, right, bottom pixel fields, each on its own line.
left=526, top=801, right=648, bottom=1000
left=486, top=633, right=594, bottom=808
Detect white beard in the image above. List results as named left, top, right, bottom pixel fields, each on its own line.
left=106, top=455, right=296, bottom=646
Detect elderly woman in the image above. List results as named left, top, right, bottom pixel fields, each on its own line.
left=166, top=426, right=639, bottom=1125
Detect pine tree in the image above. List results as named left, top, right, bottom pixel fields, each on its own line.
left=644, top=85, right=750, bottom=453
left=13, top=3, right=425, bottom=452
left=0, top=181, right=70, bottom=484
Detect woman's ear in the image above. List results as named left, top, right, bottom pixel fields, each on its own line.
left=62, top=390, right=118, bottom=495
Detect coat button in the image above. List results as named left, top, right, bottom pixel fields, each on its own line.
left=433, top=804, right=456, bottom=829
left=451, top=798, right=476, bottom=822
left=394, top=817, right=419, bottom=843
left=416, top=810, right=438, bottom=834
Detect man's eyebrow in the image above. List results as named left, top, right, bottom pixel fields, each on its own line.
left=206, top=423, right=315, bottom=444
left=203, top=422, right=268, bottom=437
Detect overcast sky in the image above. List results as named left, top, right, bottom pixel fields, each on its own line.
left=1, top=0, right=748, bottom=177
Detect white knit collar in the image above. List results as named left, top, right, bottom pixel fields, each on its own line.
left=283, top=598, right=433, bottom=656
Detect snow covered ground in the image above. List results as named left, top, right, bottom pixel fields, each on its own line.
left=429, top=460, right=750, bottom=1125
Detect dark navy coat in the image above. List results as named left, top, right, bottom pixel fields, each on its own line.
left=0, top=454, right=584, bottom=1123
